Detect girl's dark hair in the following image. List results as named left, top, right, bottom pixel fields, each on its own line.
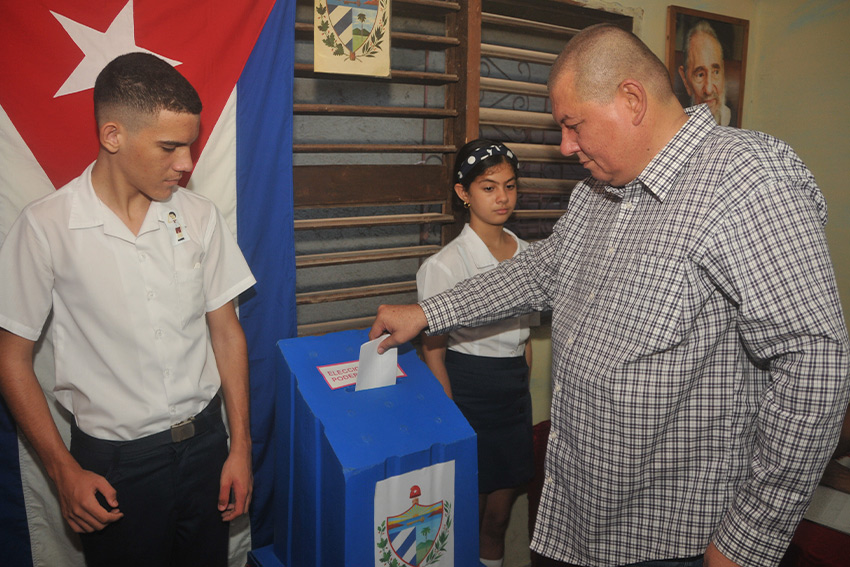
left=453, top=139, right=519, bottom=189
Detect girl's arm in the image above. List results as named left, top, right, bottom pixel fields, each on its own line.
left=421, top=333, right=452, bottom=399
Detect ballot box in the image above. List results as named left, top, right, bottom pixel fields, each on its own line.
left=247, top=546, right=284, bottom=567
left=270, top=329, right=478, bottom=567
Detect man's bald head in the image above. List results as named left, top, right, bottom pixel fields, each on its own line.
left=548, top=24, right=675, bottom=104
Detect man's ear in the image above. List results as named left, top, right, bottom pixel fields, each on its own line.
left=98, top=121, right=122, bottom=154
left=619, top=79, right=647, bottom=126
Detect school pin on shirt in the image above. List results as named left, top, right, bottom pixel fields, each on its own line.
left=164, top=208, right=188, bottom=246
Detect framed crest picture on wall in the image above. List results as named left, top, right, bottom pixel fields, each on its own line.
left=314, top=0, right=391, bottom=77
left=666, top=6, right=749, bottom=128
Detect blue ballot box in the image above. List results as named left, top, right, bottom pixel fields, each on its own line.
left=272, top=329, right=478, bottom=567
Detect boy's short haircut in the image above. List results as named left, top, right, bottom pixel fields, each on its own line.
left=93, top=52, right=202, bottom=127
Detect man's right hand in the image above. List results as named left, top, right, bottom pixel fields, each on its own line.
left=369, top=304, right=428, bottom=354
left=54, top=463, right=123, bottom=533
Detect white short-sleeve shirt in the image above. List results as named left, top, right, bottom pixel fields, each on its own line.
left=417, top=224, right=535, bottom=358
left=0, top=163, right=256, bottom=440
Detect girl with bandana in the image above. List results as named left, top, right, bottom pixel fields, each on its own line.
left=417, top=139, right=536, bottom=567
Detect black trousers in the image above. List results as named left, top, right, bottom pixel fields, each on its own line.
left=70, top=399, right=230, bottom=567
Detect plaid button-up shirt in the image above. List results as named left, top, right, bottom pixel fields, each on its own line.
left=420, top=105, right=850, bottom=566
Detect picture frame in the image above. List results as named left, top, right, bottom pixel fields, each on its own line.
left=666, top=6, right=749, bottom=128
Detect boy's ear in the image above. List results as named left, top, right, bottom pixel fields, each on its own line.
left=99, top=121, right=122, bottom=154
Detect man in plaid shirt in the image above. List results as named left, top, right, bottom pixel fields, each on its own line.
left=370, top=24, right=850, bottom=567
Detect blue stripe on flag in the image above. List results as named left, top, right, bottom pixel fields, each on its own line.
left=236, top=0, right=297, bottom=549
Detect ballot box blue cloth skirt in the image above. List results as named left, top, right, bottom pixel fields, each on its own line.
left=271, top=329, right=479, bottom=567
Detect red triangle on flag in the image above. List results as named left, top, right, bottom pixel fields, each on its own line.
left=0, top=0, right=276, bottom=189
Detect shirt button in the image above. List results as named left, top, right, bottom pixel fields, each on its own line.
left=606, top=246, right=614, bottom=255
left=154, top=329, right=164, bottom=339
left=169, top=406, right=177, bottom=415
left=566, top=335, right=575, bottom=346
left=554, top=383, right=562, bottom=394
left=164, top=368, right=172, bottom=378
left=587, top=291, right=596, bottom=302
left=138, top=252, right=147, bottom=262
left=549, top=430, right=558, bottom=441
left=146, top=290, right=155, bottom=300
left=545, top=475, right=554, bottom=486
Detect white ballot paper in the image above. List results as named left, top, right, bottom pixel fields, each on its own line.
left=355, top=334, right=398, bottom=391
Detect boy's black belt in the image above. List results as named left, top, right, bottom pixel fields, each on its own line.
left=70, top=395, right=222, bottom=453
left=169, top=395, right=221, bottom=443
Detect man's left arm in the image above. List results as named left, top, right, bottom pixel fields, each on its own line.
left=708, top=177, right=850, bottom=566
left=207, top=300, right=252, bottom=522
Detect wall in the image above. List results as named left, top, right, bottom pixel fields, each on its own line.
left=745, top=1, right=850, bottom=332
left=513, top=1, right=850, bottom=565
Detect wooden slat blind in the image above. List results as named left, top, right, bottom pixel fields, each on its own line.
left=292, top=0, right=476, bottom=335
left=296, top=245, right=443, bottom=268
left=294, top=64, right=459, bottom=85
left=294, top=213, right=454, bottom=231
left=292, top=0, right=632, bottom=335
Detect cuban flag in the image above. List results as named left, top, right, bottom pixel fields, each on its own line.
left=0, top=1, right=296, bottom=565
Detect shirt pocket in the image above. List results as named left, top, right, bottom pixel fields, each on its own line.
left=175, top=264, right=205, bottom=328
left=611, top=253, right=685, bottom=358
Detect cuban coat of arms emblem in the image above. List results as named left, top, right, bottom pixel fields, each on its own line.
left=374, top=462, right=455, bottom=567
left=314, top=0, right=391, bottom=77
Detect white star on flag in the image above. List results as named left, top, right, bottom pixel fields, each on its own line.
left=51, top=0, right=181, bottom=98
